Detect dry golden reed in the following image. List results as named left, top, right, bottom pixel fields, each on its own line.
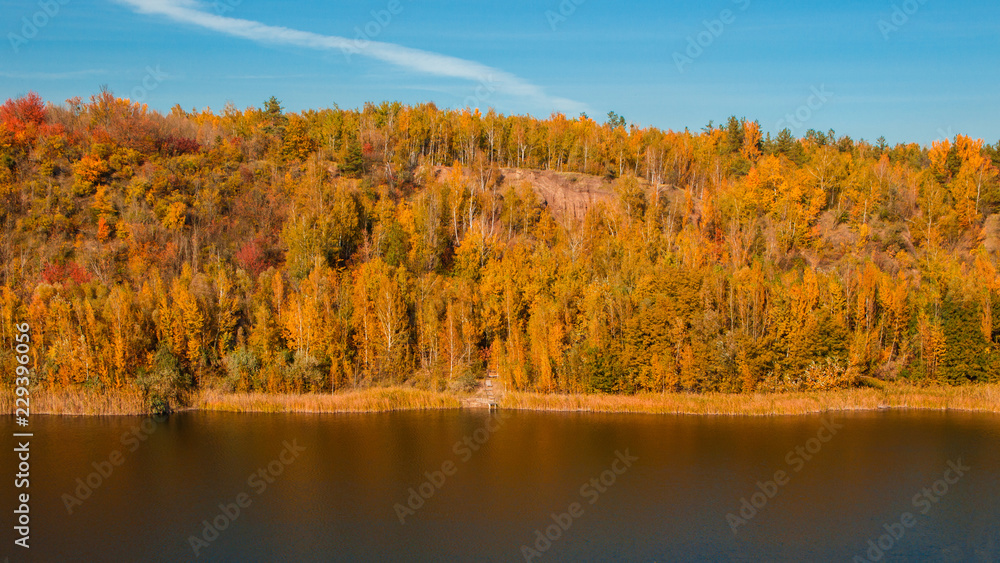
left=500, top=383, right=1000, bottom=416
left=0, top=386, right=148, bottom=416
left=3, top=383, right=997, bottom=416
left=194, top=387, right=462, bottom=413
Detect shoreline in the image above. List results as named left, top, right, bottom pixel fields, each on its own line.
left=2, top=383, right=999, bottom=416
left=502, top=385, right=1000, bottom=416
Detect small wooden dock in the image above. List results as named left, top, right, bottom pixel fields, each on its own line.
left=461, top=371, right=504, bottom=410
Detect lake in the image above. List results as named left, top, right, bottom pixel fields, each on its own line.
left=3, top=410, right=999, bottom=562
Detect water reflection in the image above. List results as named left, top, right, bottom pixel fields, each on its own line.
left=1, top=410, right=997, bottom=562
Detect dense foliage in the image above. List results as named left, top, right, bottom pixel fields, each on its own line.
left=3, top=91, right=1000, bottom=406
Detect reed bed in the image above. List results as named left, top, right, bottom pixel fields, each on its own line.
left=500, top=383, right=1000, bottom=416
left=3, top=383, right=997, bottom=416
left=0, top=386, right=148, bottom=416
left=194, top=388, right=462, bottom=413
left=878, top=383, right=1000, bottom=413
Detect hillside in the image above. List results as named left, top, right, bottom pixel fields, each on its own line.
left=500, top=168, right=617, bottom=220
left=2, top=91, right=1000, bottom=411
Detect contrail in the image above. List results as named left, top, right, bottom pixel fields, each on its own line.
left=114, top=0, right=587, bottom=113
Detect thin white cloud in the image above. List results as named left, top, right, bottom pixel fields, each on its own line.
left=222, top=74, right=321, bottom=80
left=0, top=69, right=109, bottom=80
left=114, top=0, right=587, bottom=113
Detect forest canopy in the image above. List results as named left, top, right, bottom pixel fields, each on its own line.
left=3, top=91, right=1000, bottom=408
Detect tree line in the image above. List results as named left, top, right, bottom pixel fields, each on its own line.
left=2, top=91, right=1000, bottom=407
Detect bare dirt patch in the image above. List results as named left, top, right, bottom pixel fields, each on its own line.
left=501, top=168, right=617, bottom=221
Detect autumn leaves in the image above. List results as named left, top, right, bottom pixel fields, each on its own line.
left=2, top=92, right=1000, bottom=402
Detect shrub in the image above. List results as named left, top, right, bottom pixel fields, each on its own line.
left=283, top=350, right=327, bottom=392
left=223, top=346, right=261, bottom=392
left=136, top=343, right=191, bottom=413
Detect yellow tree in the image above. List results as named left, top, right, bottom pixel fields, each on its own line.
left=215, top=268, right=238, bottom=358
left=527, top=298, right=564, bottom=392
left=413, top=273, right=443, bottom=378
left=162, top=266, right=205, bottom=377
left=741, top=120, right=762, bottom=163
left=0, top=285, right=20, bottom=352
left=352, top=257, right=411, bottom=383
left=953, top=135, right=998, bottom=225
left=104, top=286, right=139, bottom=387
left=575, top=114, right=598, bottom=174
left=247, top=302, right=279, bottom=390
left=878, top=272, right=910, bottom=362
left=30, top=286, right=78, bottom=386
left=445, top=276, right=480, bottom=383
left=280, top=262, right=329, bottom=359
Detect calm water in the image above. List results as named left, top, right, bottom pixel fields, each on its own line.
left=2, top=410, right=999, bottom=562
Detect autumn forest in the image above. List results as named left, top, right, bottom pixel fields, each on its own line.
left=3, top=91, right=1000, bottom=410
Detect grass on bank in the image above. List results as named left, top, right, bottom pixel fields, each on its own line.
left=0, top=386, right=148, bottom=416
left=500, top=383, right=1000, bottom=416
left=194, top=387, right=463, bottom=413
left=2, top=382, right=998, bottom=416
left=0, top=385, right=461, bottom=415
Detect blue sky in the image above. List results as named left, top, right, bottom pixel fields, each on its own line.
left=1, top=0, right=998, bottom=145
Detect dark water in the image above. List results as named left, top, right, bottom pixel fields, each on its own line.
left=2, top=410, right=999, bottom=562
